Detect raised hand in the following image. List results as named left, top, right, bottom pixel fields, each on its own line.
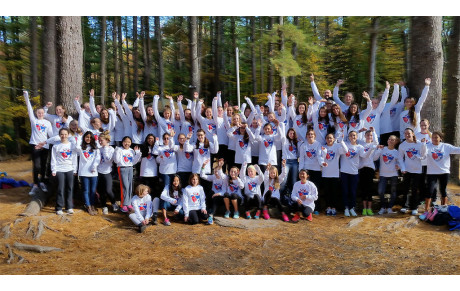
left=385, top=81, right=390, bottom=89
left=89, top=89, right=95, bottom=97
left=337, top=79, right=344, bottom=86
left=140, top=91, right=145, bottom=98
left=134, top=146, right=140, bottom=151
left=111, top=92, right=117, bottom=100
left=74, top=95, right=80, bottom=101
left=425, top=78, right=431, bottom=86
left=266, top=163, right=272, bottom=170
left=398, top=81, right=406, bottom=86
left=310, top=74, right=315, bottom=82
left=177, top=95, right=184, bottom=102
left=362, top=91, right=370, bottom=101
left=218, top=159, right=224, bottom=168
left=186, top=132, right=193, bottom=139
left=282, top=159, right=286, bottom=167
left=322, top=162, right=328, bottom=167
left=308, top=96, right=314, bottom=105
left=46, top=102, right=53, bottom=107
left=121, top=93, right=127, bottom=100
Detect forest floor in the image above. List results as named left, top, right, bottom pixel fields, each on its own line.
left=0, top=156, right=459, bottom=275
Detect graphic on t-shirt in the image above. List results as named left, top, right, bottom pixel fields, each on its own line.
left=264, top=139, right=273, bottom=148
left=382, top=154, right=395, bottom=164
left=208, top=123, right=216, bottom=131
left=35, top=123, right=47, bottom=133
left=163, top=149, right=174, bottom=158
left=366, top=114, right=376, bottom=123
left=185, top=152, right=193, bottom=160
left=191, top=193, right=200, bottom=203
left=166, top=122, right=173, bottom=130
left=390, top=107, right=396, bottom=117
left=403, top=115, right=410, bottom=124
left=214, top=184, right=223, bottom=191
left=138, top=203, right=147, bottom=211
left=239, top=139, right=248, bottom=149
left=123, top=154, right=133, bottom=163
left=56, top=121, right=65, bottom=129
left=431, top=149, right=444, bottom=161
left=306, top=149, right=316, bottom=158
left=268, top=185, right=274, bottom=192
left=349, top=121, right=358, bottom=129
left=406, top=148, right=418, bottom=160
left=296, top=119, right=303, bottom=127
left=298, top=189, right=309, bottom=197
left=248, top=182, right=257, bottom=191
left=229, top=184, right=239, bottom=193
left=60, top=149, right=72, bottom=159
left=338, top=122, right=345, bottom=129
left=198, top=148, right=208, bottom=155
left=289, top=144, right=297, bottom=154
left=83, top=151, right=94, bottom=159
left=345, top=149, right=357, bottom=158
left=325, top=150, right=335, bottom=161
left=318, top=122, right=327, bottom=131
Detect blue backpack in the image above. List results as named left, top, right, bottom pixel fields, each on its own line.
left=447, top=205, right=460, bottom=231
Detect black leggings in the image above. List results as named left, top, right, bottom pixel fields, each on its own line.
left=263, top=190, right=283, bottom=213
left=142, top=176, right=161, bottom=198
left=359, top=167, right=375, bottom=202
left=427, top=173, right=449, bottom=199
left=209, top=194, right=224, bottom=215
left=293, top=203, right=313, bottom=217
left=97, top=173, right=116, bottom=207
left=31, top=145, right=48, bottom=185
left=55, top=170, right=74, bottom=211
left=243, top=194, right=262, bottom=212
left=322, top=177, right=340, bottom=208
left=403, top=172, right=421, bottom=209
left=187, top=209, right=208, bottom=225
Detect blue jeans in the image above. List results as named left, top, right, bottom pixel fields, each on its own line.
left=340, top=172, right=359, bottom=209
left=281, top=159, right=299, bottom=196
left=378, top=176, right=398, bottom=208
left=81, top=176, right=98, bottom=206
left=160, top=200, right=185, bottom=218
left=160, top=173, right=173, bottom=189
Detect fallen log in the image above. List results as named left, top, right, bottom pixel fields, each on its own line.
left=19, top=188, right=50, bottom=217
left=6, top=244, right=14, bottom=264
left=2, top=224, right=11, bottom=239
left=26, top=221, right=35, bottom=238
left=34, top=220, right=45, bottom=240
left=13, top=242, right=62, bottom=253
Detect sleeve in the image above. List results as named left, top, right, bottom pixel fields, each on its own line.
left=291, top=183, right=300, bottom=202
left=168, top=97, right=175, bottom=120
left=24, top=91, right=36, bottom=128
left=311, top=81, right=322, bottom=101
left=257, top=167, right=264, bottom=185
left=195, top=101, right=206, bottom=125
left=183, top=189, right=189, bottom=217
left=316, top=144, right=324, bottom=165
left=114, top=99, right=128, bottom=122
left=145, top=197, right=153, bottom=219
left=73, top=99, right=82, bottom=115
left=200, top=167, right=213, bottom=181
left=419, top=142, right=427, bottom=160
left=278, top=166, right=287, bottom=184
left=178, top=100, right=186, bottom=123
left=239, top=163, right=247, bottom=182
left=107, top=109, right=117, bottom=132
left=200, top=187, right=207, bottom=210
left=415, top=85, right=430, bottom=113
left=160, top=187, right=177, bottom=204
left=122, top=98, right=135, bottom=123
left=339, top=140, right=349, bottom=155
left=139, top=97, right=147, bottom=122
left=333, top=85, right=347, bottom=110
left=89, top=95, right=100, bottom=118
left=281, top=89, right=288, bottom=107
left=240, top=103, right=247, bottom=122
left=388, top=84, right=400, bottom=107
left=359, top=101, right=373, bottom=122
left=267, top=93, right=275, bottom=113
left=235, top=178, right=244, bottom=189
left=245, top=97, right=257, bottom=114
left=298, top=143, right=305, bottom=169
left=51, top=145, right=57, bottom=174
left=395, top=86, right=408, bottom=111
left=246, top=126, right=257, bottom=142
left=212, top=98, right=219, bottom=125
left=46, top=135, right=61, bottom=145
left=132, top=198, right=145, bottom=221
left=71, top=144, right=78, bottom=173
left=153, top=95, right=164, bottom=125
left=101, top=146, right=114, bottom=164
left=308, top=183, right=319, bottom=201
left=278, top=105, right=287, bottom=123
left=227, top=126, right=238, bottom=138
left=376, top=87, right=390, bottom=114
left=91, top=149, right=101, bottom=172
left=210, top=135, right=219, bottom=154
left=132, top=149, right=142, bottom=165
left=217, top=91, right=223, bottom=107
left=447, top=144, right=460, bottom=155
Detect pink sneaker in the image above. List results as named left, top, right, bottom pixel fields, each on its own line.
left=127, top=205, right=133, bottom=211
left=281, top=213, right=289, bottom=222
left=120, top=206, right=129, bottom=213
left=262, top=209, right=270, bottom=220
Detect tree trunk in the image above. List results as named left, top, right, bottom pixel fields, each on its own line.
left=124, top=17, right=131, bottom=94
left=112, top=18, right=120, bottom=94
left=289, top=16, right=299, bottom=94
left=368, top=17, right=380, bottom=98
left=100, top=16, right=107, bottom=105
left=142, top=16, right=151, bottom=91
left=214, top=16, right=222, bottom=94
left=155, top=16, right=165, bottom=97
left=133, top=16, right=139, bottom=93
left=42, top=17, right=57, bottom=108
left=267, top=16, right=274, bottom=93
left=29, top=16, right=39, bottom=97
left=231, top=16, right=237, bottom=99
left=279, top=16, right=285, bottom=89
left=445, top=16, right=460, bottom=184
left=409, top=17, right=443, bottom=132
left=1, top=16, right=15, bottom=101
left=118, top=17, right=125, bottom=93
left=259, top=17, right=265, bottom=93
left=250, top=17, right=257, bottom=96
left=189, top=16, right=200, bottom=96
left=56, top=16, right=83, bottom=117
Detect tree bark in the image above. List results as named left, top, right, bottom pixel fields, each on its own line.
left=118, top=17, right=125, bottom=93
left=56, top=16, right=83, bottom=116
left=100, top=16, right=107, bottom=105
left=289, top=16, right=299, bottom=94
left=250, top=17, right=257, bottom=95
left=155, top=16, right=165, bottom=97
left=189, top=16, right=200, bottom=95
left=368, top=17, right=380, bottom=98
left=29, top=17, right=39, bottom=97
left=142, top=16, right=151, bottom=91
left=42, top=17, right=57, bottom=108
left=133, top=16, right=139, bottom=93
left=445, top=16, right=460, bottom=184
left=279, top=16, right=285, bottom=89
left=408, top=17, right=443, bottom=132
left=112, top=18, right=120, bottom=94
left=231, top=16, right=237, bottom=98
left=124, top=17, right=131, bottom=94
left=259, top=17, right=265, bottom=93
left=214, top=16, right=222, bottom=94
left=267, top=16, right=274, bottom=93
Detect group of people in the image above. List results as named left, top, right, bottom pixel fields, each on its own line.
left=24, top=74, right=460, bottom=233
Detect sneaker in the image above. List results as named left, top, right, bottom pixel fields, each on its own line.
left=207, top=215, right=214, bottom=225
left=419, top=211, right=428, bottom=220
left=281, top=213, right=289, bottom=222
left=411, top=210, right=418, bottom=216
left=120, top=206, right=129, bottom=213
left=400, top=208, right=408, bottom=214
left=86, top=205, right=93, bottom=215
left=56, top=210, right=64, bottom=215
left=224, top=211, right=230, bottom=218
left=331, top=208, right=337, bottom=216
left=29, top=185, right=39, bottom=195
left=254, top=210, right=261, bottom=219
left=366, top=209, right=374, bottom=216
left=262, top=209, right=270, bottom=220
left=313, top=210, right=319, bottom=215
left=344, top=208, right=350, bottom=217
left=67, top=209, right=74, bottom=215
left=427, top=209, right=438, bottom=221
left=292, top=214, right=300, bottom=223
left=233, top=211, right=240, bottom=219
left=112, top=203, right=119, bottom=212
left=39, top=182, right=48, bottom=193
left=387, top=208, right=396, bottom=214
left=306, top=213, right=313, bottom=221
left=326, top=207, right=332, bottom=216
left=90, top=206, right=98, bottom=215
left=349, top=208, right=357, bottom=217
left=139, top=225, right=147, bottom=233
left=245, top=211, right=251, bottom=219
left=102, top=207, right=109, bottom=215
left=378, top=208, right=386, bottom=215
left=127, top=205, right=134, bottom=212
left=152, top=215, right=158, bottom=225
left=163, top=218, right=171, bottom=226
left=362, top=208, right=367, bottom=216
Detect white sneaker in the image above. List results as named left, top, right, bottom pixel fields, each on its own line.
left=29, top=185, right=39, bottom=195
left=387, top=208, right=397, bottom=214
left=67, top=209, right=74, bottom=214
left=102, top=207, right=109, bottom=215
left=56, top=210, right=64, bottom=215
left=39, top=182, right=48, bottom=192
left=411, top=210, right=418, bottom=215
left=349, top=208, right=357, bottom=217
left=400, top=208, right=408, bottom=213
left=344, top=208, right=350, bottom=217
left=378, top=208, right=386, bottom=215
left=112, top=204, right=119, bottom=212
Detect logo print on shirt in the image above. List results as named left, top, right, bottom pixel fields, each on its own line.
left=198, top=148, right=208, bottom=156
left=350, top=122, right=358, bottom=129
left=239, top=139, right=247, bottom=149
left=60, top=150, right=72, bottom=159
left=123, top=154, right=133, bottom=163
left=326, top=150, right=335, bottom=161
left=185, top=152, right=193, bottom=159
left=345, top=149, right=357, bottom=158
left=56, top=121, right=65, bottom=129
left=147, top=153, right=153, bottom=160
left=83, top=151, right=93, bottom=159
left=318, top=122, right=327, bottom=131
left=366, top=114, right=376, bottom=123
left=214, top=184, right=223, bottom=191
left=431, top=149, right=443, bottom=161
left=289, top=144, right=297, bottom=154
left=264, top=139, right=273, bottom=148
left=163, top=149, right=174, bottom=158
left=268, top=185, right=274, bottom=192
left=138, top=203, right=147, bottom=211
left=382, top=154, right=394, bottom=164
left=35, top=123, right=47, bottom=133
left=229, top=184, right=239, bottom=193
left=191, top=193, right=200, bottom=203
left=390, top=107, right=396, bottom=117
left=248, top=182, right=257, bottom=191
left=208, top=123, right=216, bottom=131
left=338, top=122, right=345, bottom=129
left=406, top=148, right=418, bottom=160
left=298, top=189, right=308, bottom=197
left=188, top=125, right=194, bottom=132
left=166, top=122, right=173, bottom=130
left=306, top=149, right=316, bottom=158
left=403, top=115, right=410, bottom=124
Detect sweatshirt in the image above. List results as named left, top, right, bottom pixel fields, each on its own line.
left=291, top=180, right=318, bottom=210
left=51, top=141, right=78, bottom=174
left=374, top=147, right=401, bottom=177
left=131, top=194, right=153, bottom=222
left=299, top=140, right=324, bottom=171
left=379, top=84, right=400, bottom=135
left=113, top=147, right=142, bottom=167
left=339, top=142, right=374, bottom=175
left=422, top=142, right=460, bottom=174
left=200, top=169, right=227, bottom=195
left=25, top=92, right=53, bottom=147
left=98, top=145, right=115, bottom=174
left=321, top=141, right=348, bottom=178
left=160, top=187, right=183, bottom=211
left=262, top=166, right=287, bottom=200
left=240, top=163, right=264, bottom=199
left=186, top=135, right=219, bottom=174
left=399, top=85, right=429, bottom=137
left=140, top=145, right=158, bottom=177
left=398, top=141, right=426, bottom=174
left=183, top=185, right=206, bottom=217
left=227, top=177, right=245, bottom=199
left=75, top=145, right=100, bottom=177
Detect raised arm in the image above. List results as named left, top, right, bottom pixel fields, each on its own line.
left=89, top=89, right=100, bottom=118
left=177, top=95, right=186, bottom=123
left=310, top=74, right=322, bottom=101
left=139, top=91, right=148, bottom=122
left=375, top=82, right=390, bottom=113
left=388, top=83, right=400, bottom=107
left=122, top=94, right=135, bottom=123
left=333, top=79, right=347, bottom=109
left=415, top=78, right=431, bottom=113
left=23, top=91, right=36, bottom=126
left=359, top=92, right=373, bottom=121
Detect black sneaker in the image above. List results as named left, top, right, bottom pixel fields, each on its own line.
left=139, top=225, right=147, bottom=233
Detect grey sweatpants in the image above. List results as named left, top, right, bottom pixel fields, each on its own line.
left=119, top=166, right=133, bottom=207
left=128, top=197, right=160, bottom=225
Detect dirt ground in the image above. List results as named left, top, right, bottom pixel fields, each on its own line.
left=0, top=156, right=459, bottom=275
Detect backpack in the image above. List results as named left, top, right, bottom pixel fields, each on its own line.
left=426, top=205, right=452, bottom=226
left=447, top=205, right=460, bottom=231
